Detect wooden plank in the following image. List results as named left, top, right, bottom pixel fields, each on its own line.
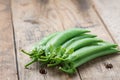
left=53, top=0, right=120, bottom=80
left=11, top=0, right=81, bottom=80
left=11, top=0, right=45, bottom=80
left=11, top=0, right=120, bottom=80
left=0, top=0, right=18, bottom=80
left=93, top=0, right=120, bottom=47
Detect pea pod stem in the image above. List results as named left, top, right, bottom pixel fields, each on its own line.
left=25, top=59, right=37, bottom=68
left=21, top=49, right=31, bottom=55
left=59, top=66, right=76, bottom=74
left=47, top=59, right=61, bottom=67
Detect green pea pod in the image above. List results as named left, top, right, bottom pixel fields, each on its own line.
left=61, top=38, right=103, bottom=58
left=46, top=28, right=90, bottom=48
left=66, top=38, right=103, bottom=52
left=73, top=48, right=119, bottom=68
left=66, top=43, right=117, bottom=62
left=59, top=48, right=119, bottom=74
left=62, top=34, right=96, bottom=48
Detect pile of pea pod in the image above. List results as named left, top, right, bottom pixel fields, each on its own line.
left=22, top=28, right=119, bottom=74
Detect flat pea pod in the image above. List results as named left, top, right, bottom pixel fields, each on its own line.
left=46, top=28, right=90, bottom=48
left=66, top=43, right=117, bottom=62
left=66, top=38, right=103, bottom=52
left=62, top=34, right=96, bottom=48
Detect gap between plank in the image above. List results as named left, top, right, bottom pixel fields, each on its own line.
left=10, top=1, right=20, bottom=80
left=77, top=69, right=83, bottom=80
left=92, top=4, right=117, bottom=45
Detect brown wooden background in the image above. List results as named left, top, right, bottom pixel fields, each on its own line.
left=0, top=0, right=120, bottom=80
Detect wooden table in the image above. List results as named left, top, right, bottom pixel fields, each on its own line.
left=0, top=0, right=120, bottom=80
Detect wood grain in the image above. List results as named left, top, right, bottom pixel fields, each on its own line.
left=0, top=0, right=18, bottom=80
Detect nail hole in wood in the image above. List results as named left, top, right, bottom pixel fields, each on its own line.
left=105, top=63, right=113, bottom=69
left=39, top=68, right=47, bottom=74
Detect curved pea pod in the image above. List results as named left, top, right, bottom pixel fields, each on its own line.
left=61, top=38, right=103, bottom=59
left=66, top=38, right=103, bottom=52
left=59, top=48, right=119, bottom=74
left=73, top=48, right=119, bottom=68
left=66, top=43, right=118, bottom=62
left=46, top=28, right=90, bottom=48
left=62, top=34, right=97, bottom=48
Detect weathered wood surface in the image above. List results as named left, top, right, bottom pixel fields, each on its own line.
left=11, top=0, right=45, bottom=80
left=0, top=0, right=18, bottom=80
left=93, top=0, right=120, bottom=79
left=0, top=0, right=120, bottom=80
left=93, top=0, right=120, bottom=46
